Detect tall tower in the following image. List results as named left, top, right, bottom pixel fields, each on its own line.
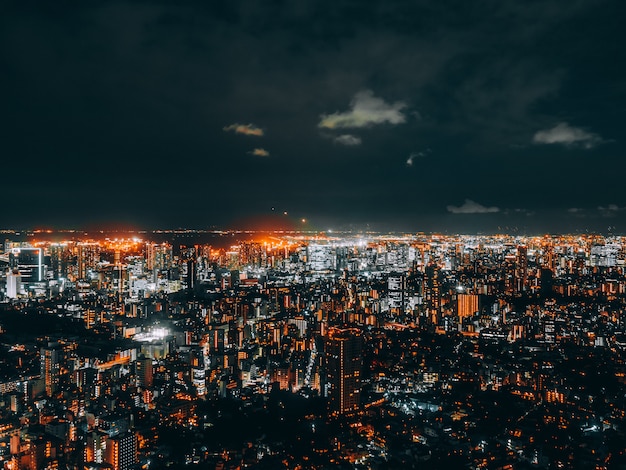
left=76, top=242, right=100, bottom=280
left=41, top=343, right=62, bottom=396
left=424, top=263, right=442, bottom=325
left=325, top=327, right=363, bottom=416
left=516, top=245, right=528, bottom=293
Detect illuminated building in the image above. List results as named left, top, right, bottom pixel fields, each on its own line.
left=76, top=242, right=100, bottom=280
left=105, top=432, right=138, bottom=470
left=543, top=319, right=556, bottom=344
left=516, top=245, right=528, bottom=293
left=590, top=243, right=619, bottom=267
left=84, top=308, right=96, bottom=329
left=6, top=269, right=21, bottom=298
left=9, top=247, right=44, bottom=283
left=135, top=356, right=153, bottom=388
left=424, top=263, right=441, bottom=325
left=503, top=254, right=517, bottom=296
left=238, top=241, right=264, bottom=268
left=48, top=242, right=70, bottom=279
left=134, top=327, right=173, bottom=359
left=100, top=413, right=131, bottom=437
left=388, top=272, right=407, bottom=313
left=190, top=347, right=206, bottom=396
left=325, top=327, right=363, bottom=415
left=41, top=343, right=62, bottom=397
left=456, top=293, right=479, bottom=319
left=145, top=242, right=173, bottom=272
left=307, top=242, right=336, bottom=271
left=74, top=367, right=97, bottom=392
left=208, top=327, right=226, bottom=353
left=85, top=430, right=108, bottom=464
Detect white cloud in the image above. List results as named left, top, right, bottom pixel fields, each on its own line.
left=598, top=204, right=621, bottom=212
left=598, top=204, right=625, bottom=217
left=532, top=122, right=602, bottom=149
left=249, top=148, right=270, bottom=157
left=406, top=150, right=429, bottom=166
left=334, top=134, right=362, bottom=146
left=318, top=90, right=407, bottom=129
left=223, top=123, right=264, bottom=136
left=447, top=199, right=500, bottom=214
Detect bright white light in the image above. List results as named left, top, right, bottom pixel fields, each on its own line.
left=153, top=327, right=169, bottom=338
left=134, top=327, right=170, bottom=342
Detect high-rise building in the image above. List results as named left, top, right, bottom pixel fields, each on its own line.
left=9, top=247, right=45, bottom=283
left=424, top=263, right=442, bottom=325
left=41, top=343, right=62, bottom=397
left=516, top=245, right=528, bottom=292
left=325, top=327, right=363, bottom=415
left=48, top=242, right=69, bottom=280
left=503, top=254, right=517, bottom=296
left=145, top=242, right=173, bottom=272
left=76, top=242, right=101, bottom=280
left=135, top=356, right=153, bottom=388
left=85, top=430, right=108, bottom=464
left=388, top=272, right=406, bottom=312
left=307, top=242, right=336, bottom=271
left=457, top=293, right=479, bottom=319
left=105, top=431, right=138, bottom=470
left=6, top=269, right=21, bottom=298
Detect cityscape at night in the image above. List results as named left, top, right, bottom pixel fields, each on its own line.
left=1, top=229, right=626, bottom=468
left=3, top=0, right=626, bottom=468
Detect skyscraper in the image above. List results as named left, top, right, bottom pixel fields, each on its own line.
left=516, top=245, right=528, bottom=293
left=424, top=263, right=442, bottom=325
left=41, top=342, right=62, bottom=397
left=76, top=242, right=100, bottom=280
left=325, top=327, right=363, bottom=415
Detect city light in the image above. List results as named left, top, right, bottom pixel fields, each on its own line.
left=0, top=229, right=625, bottom=468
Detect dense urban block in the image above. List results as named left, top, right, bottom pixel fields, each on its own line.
left=0, top=229, right=626, bottom=469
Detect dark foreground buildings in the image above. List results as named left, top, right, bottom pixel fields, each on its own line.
left=0, top=231, right=625, bottom=468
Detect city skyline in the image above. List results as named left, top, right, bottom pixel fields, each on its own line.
left=2, top=1, right=626, bottom=233
left=2, top=230, right=626, bottom=467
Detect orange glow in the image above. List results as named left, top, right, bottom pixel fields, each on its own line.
left=227, top=213, right=300, bottom=232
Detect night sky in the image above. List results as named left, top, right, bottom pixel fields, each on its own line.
left=2, top=0, right=625, bottom=234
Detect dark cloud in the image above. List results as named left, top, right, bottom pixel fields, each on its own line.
left=1, top=0, right=625, bottom=232
left=447, top=200, right=500, bottom=214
